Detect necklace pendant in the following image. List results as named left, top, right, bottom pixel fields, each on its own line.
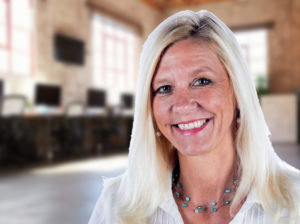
left=225, top=189, right=231, bottom=193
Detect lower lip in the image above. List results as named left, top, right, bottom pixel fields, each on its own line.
left=174, top=119, right=210, bottom=136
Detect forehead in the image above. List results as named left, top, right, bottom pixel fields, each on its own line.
left=153, top=38, right=227, bottom=82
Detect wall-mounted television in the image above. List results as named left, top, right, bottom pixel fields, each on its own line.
left=54, top=33, right=85, bottom=65
left=35, top=84, right=61, bottom=107
left=87, top=89, right=106, bottom=108
left=121, top=93, right=134, bottom=109
left=0, top=80, right=3, bottom=97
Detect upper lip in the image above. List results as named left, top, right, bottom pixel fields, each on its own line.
left=172, top=118, right=211, bottom=126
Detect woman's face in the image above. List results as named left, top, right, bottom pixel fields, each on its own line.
left=152, top=38, right=236, bottom=156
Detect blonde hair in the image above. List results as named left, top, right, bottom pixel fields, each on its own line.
left=115, top=10, right=299, bottom=223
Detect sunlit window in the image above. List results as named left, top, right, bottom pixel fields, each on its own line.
left=92, top=13, right=138, bottom=105
left=0, top=0, right=34, bottom=76
left=234, top=28, right=268, bottom=86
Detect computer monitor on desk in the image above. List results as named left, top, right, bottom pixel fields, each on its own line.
left=34, top=84, right=62, bottom=115
left=0, top=80, right=3, bottom=97
left=120, top=93, right=134, bottom=116
left=86, top=89, right=107, bottom=116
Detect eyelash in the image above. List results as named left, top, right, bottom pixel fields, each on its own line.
left=192, top=78, right=212, bottom=87
left=154, top=78, right=212, bottom=96
left=154, top=85, right=173, bottom=95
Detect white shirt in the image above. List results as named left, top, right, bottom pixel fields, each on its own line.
left=89, top=163, right=300, bottom=224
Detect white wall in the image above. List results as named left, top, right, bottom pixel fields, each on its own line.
left=261, top=94, right=297, bottom=143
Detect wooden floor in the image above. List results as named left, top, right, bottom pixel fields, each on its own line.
left=0, top=143, right=299, bottom=224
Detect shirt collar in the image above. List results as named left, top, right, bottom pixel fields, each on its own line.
left=159, top=171, right=184, bottom=221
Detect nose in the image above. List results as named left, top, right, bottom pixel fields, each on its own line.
left=171, top=90, right=198, bottom=114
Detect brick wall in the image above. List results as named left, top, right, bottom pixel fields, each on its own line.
left=35, top=0, right=92, bottom=107
left=4, top=0, right=161, bottom=108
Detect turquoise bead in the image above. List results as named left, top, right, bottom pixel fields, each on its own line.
left=197, top=206, right=203, bottom=210
left=234, top=179, right=238, bottom=184
left=211, top=202, right=216, bottom=206
left=212, top=208, right=217, bottom=212
left=175, top=192, right=180, bottom=197
left=225, top=189, right=231, bottom=193
left=185, top=197, right=190, bottom=201
left=195, top=209, right=199, bottom=213
left=177, top=183, right=182, bottom=188
left=182, top=203, right=187, bottom=207
left=225, top=200, right=230, bottom=205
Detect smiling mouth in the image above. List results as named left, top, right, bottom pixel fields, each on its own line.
left=173, top=118, right=211, bottom=130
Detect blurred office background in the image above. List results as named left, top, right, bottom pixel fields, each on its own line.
left=0, top=0, right=299, bottom=223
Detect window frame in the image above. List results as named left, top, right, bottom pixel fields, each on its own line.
left=0, top=0, right=34, bottom=76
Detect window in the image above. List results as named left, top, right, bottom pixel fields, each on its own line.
left=92, top=13, right=138, bottom=105
left=234, top=28, right=268, bottom=86
left=0, top=0, right=34, bottom=76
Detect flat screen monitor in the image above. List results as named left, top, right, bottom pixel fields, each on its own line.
left=87, top=89, right=106, bottom=108
left=54, top=33, right=85, bottom=65
left=0, top=80, right=3, bottom=96
left=121, top=93, right=134, bottom=109
left=35, top=84, right=61, bottom=107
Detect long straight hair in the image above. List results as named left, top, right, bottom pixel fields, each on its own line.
left=114, top=10, right=299, bottom=223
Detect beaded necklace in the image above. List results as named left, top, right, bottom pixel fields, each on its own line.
left=172, top=172, right=238, bottom=213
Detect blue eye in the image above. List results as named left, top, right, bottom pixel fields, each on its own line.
left=155, top=85, right=172, bottom=95
left=193, top=78, right=211, bottom=86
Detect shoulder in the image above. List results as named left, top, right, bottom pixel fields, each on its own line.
left=88, top=175, right=123, bottom=224
left=280, top=160, right=300, bottom=188
left=279, top=160, right=300, bottom=214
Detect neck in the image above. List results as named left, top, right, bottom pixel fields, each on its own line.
left=176, top=138, right=236, bottom=204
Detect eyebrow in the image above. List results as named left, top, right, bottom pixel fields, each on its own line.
left=152, top=78, right=170, bottom=89
left=189, top=67, right=214, bottom=76
left=152, top=66, right=215, bottom=88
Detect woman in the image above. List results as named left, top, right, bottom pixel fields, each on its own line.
left=89, top=10, right=300, bottom=224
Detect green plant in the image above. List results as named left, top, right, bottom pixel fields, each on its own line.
left=255, top=74, right=269, bottom=98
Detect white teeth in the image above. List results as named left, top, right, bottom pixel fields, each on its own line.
left=178, top=124, right=185, bottom=129
left=177, top=119, right=208, bottom=130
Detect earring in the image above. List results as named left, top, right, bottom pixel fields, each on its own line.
left=156, top=131, right=161, bottom=137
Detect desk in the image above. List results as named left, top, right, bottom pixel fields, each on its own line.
left=0, top=115, right=133, bottom=164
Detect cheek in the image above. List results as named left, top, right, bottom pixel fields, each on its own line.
left=219, top=95, right=235, bottom=125
left=152, top=99, right=168, bottom=127
left=194, top=90, right=219, bottom=110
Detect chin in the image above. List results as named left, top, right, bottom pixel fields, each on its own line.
left=177, top=146, right=210, bottom=157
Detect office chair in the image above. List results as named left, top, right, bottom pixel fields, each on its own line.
left=0, top=94, right=26, bottom=117
left=65, top=101, right=86, bottom=117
